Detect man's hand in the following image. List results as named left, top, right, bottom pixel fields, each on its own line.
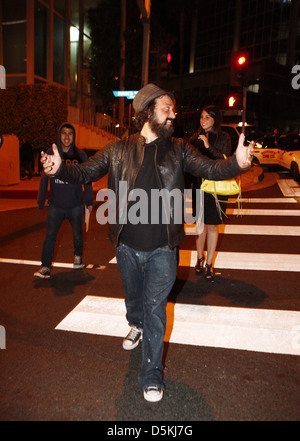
left=41, top=144, right=62, bottom=176
left=235, top=133, right=254, bottom=169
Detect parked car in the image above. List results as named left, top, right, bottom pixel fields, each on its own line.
left=253, top=133, right=300, bottom=182
left=252, top=136, right=282, bottom=166
left=221, top=123, right=262, bottom=152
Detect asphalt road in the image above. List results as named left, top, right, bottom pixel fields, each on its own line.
left=0, top=170, right=299, bottom=424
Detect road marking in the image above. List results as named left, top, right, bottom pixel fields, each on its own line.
left=185, top=206, right=300, bottom=216
left=226, top=208, right=300, bottom=216
left=0, top=258, right=73, bottom=268
left=229, top=197, right=297, bottom=203
left=109, top=250, right=300, bottom=272
left=179, top=250, right=300, bottom=272
left=278, top=179, right=300, bottom=197
left=185, top=224, right=300, bottom=235
left=55, top=295, right=300, bottom=356
left=0, top=257, right=106, bottom=270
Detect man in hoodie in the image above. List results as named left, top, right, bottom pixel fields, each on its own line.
left=34, top=123, right=93, bottom=279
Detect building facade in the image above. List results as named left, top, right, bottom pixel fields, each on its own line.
left=164, top=0, right=300, bottom=134
left=0, top=0, right=97, bottom=122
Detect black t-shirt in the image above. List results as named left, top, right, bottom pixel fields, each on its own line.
left=119, top=139, right=168, bottom=251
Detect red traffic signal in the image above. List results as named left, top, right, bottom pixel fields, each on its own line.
left=226, top=93, right=242, bottom=108
left=228, top=95, right=236, bottom=107
left=160, top=53, right=172, bottom=78
left=230, top=51, right=249, bottom=86
left=237, top=55, right=247, bottom=66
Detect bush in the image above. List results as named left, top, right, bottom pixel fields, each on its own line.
left=0, top=84, right=68, bottom=150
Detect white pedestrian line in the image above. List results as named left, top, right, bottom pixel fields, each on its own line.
left=180, top=250, right=300, bottom=272
left=0, top=257, right=74, bottom=268
left=278, top=179, right=300, bottom=197
left=109, top=250, right=300, bottom=272
left=1, top=251, right=299, bottom=272
left=229, top=197, right=297, bottom=203
left=185, top=207, right=300, bottom=216
left=184, top=224, right=300, bottom=236
left=55, top=295, right=300, bottom=356
left=0, top=257, right=106, bottom=270
left=226, top=208, right=300, bottom=216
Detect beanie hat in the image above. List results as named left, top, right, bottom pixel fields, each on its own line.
left=133, top=83, right=174, bottom=113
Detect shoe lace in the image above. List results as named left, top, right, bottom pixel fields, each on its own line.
left=127, top=327, right=141, bottom=340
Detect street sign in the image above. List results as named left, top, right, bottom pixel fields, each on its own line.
left=113, top=90, right=138, bottom=100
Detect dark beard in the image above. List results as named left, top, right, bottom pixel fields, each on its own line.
left=149, top=116, right=174, bottom=139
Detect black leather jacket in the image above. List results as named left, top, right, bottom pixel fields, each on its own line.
left=55, top=133, right=243, bottom=248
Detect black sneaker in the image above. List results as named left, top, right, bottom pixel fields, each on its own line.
left=73, top=255, right=84, bottom=269
left=143, top=386, right=163, bottom=402
left=122, top=326, right=143, bottom=350
left=34, top=266, right=50, bottom=279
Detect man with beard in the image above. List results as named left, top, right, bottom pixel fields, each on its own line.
left=41, top=83, right=254, bottom=402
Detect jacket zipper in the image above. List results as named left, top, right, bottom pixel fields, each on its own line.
left=153, top=143, right=170, bottom=246
left=115, top=139, right=145, bottom=245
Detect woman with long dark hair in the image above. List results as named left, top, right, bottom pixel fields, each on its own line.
left=189, top=105, right=232, bottom=280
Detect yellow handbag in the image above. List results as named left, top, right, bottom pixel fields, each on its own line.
left=201, top=153, right=241, bottom=195
left=200, top=178, right=240, bottom=195
left=200, top=155, right=242, bottom=220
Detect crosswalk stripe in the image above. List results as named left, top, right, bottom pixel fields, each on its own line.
left=55, top=295, right=300, bottom=356
left=0, top=257, right=74, bottom=268
left=109, top=249, right=300, bottom=272
left=185, top=207, right=300, bottom=216
left=229, top=197, right=297, bottom=203
left=226, top=208, right=300, bottom=216
left=0, top=257, right=107, bottom=271
left=277, top=179, right=300, bottom=197
left=184, top=224, right=300, bottom=235
left=179, top=250, right=300, bottom=272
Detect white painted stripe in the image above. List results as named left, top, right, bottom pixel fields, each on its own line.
left=0, top=257, right=106, bottom=270
left=278, top=179, right=300, bottom=197
left=184, top=224, right=300, bottom=236
left=185, top=207, right=300, bottom=216
left=55, top=296, right=300, bottom=356
left=229, top=197, right=297, bottom=203
left=226, top=208, right=300, bottom=216
left=180, top=250, right=300, bottom=272
left=110, top=250, right=300, bottom=271
left=2, top=252, right=298, bottom=273
left=0, top=257, right=73, bottom=268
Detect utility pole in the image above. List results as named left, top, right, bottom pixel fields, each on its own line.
left=119, top=0, right=126, bottom=130
left=137, top=0, right=151, bottom=87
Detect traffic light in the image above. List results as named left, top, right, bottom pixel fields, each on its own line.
left=230, top=51, right=249, bottom=86
left=160, top=53, right=171, bottom=78
left=226, top=93, right=242, bottom=108
left=228, top=95, right=236, bottom=107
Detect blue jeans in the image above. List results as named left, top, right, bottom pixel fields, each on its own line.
left=116, top=243, right=177, bottom=389
left=41, top=203, right=84, bottom=268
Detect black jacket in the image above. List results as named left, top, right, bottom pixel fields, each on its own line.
left=55, top=132, right=243, bottom=248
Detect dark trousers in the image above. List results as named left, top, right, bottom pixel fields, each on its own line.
left=41, top=204, right=84, bottom=268
left=116, top=243, right=177, bottom=389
